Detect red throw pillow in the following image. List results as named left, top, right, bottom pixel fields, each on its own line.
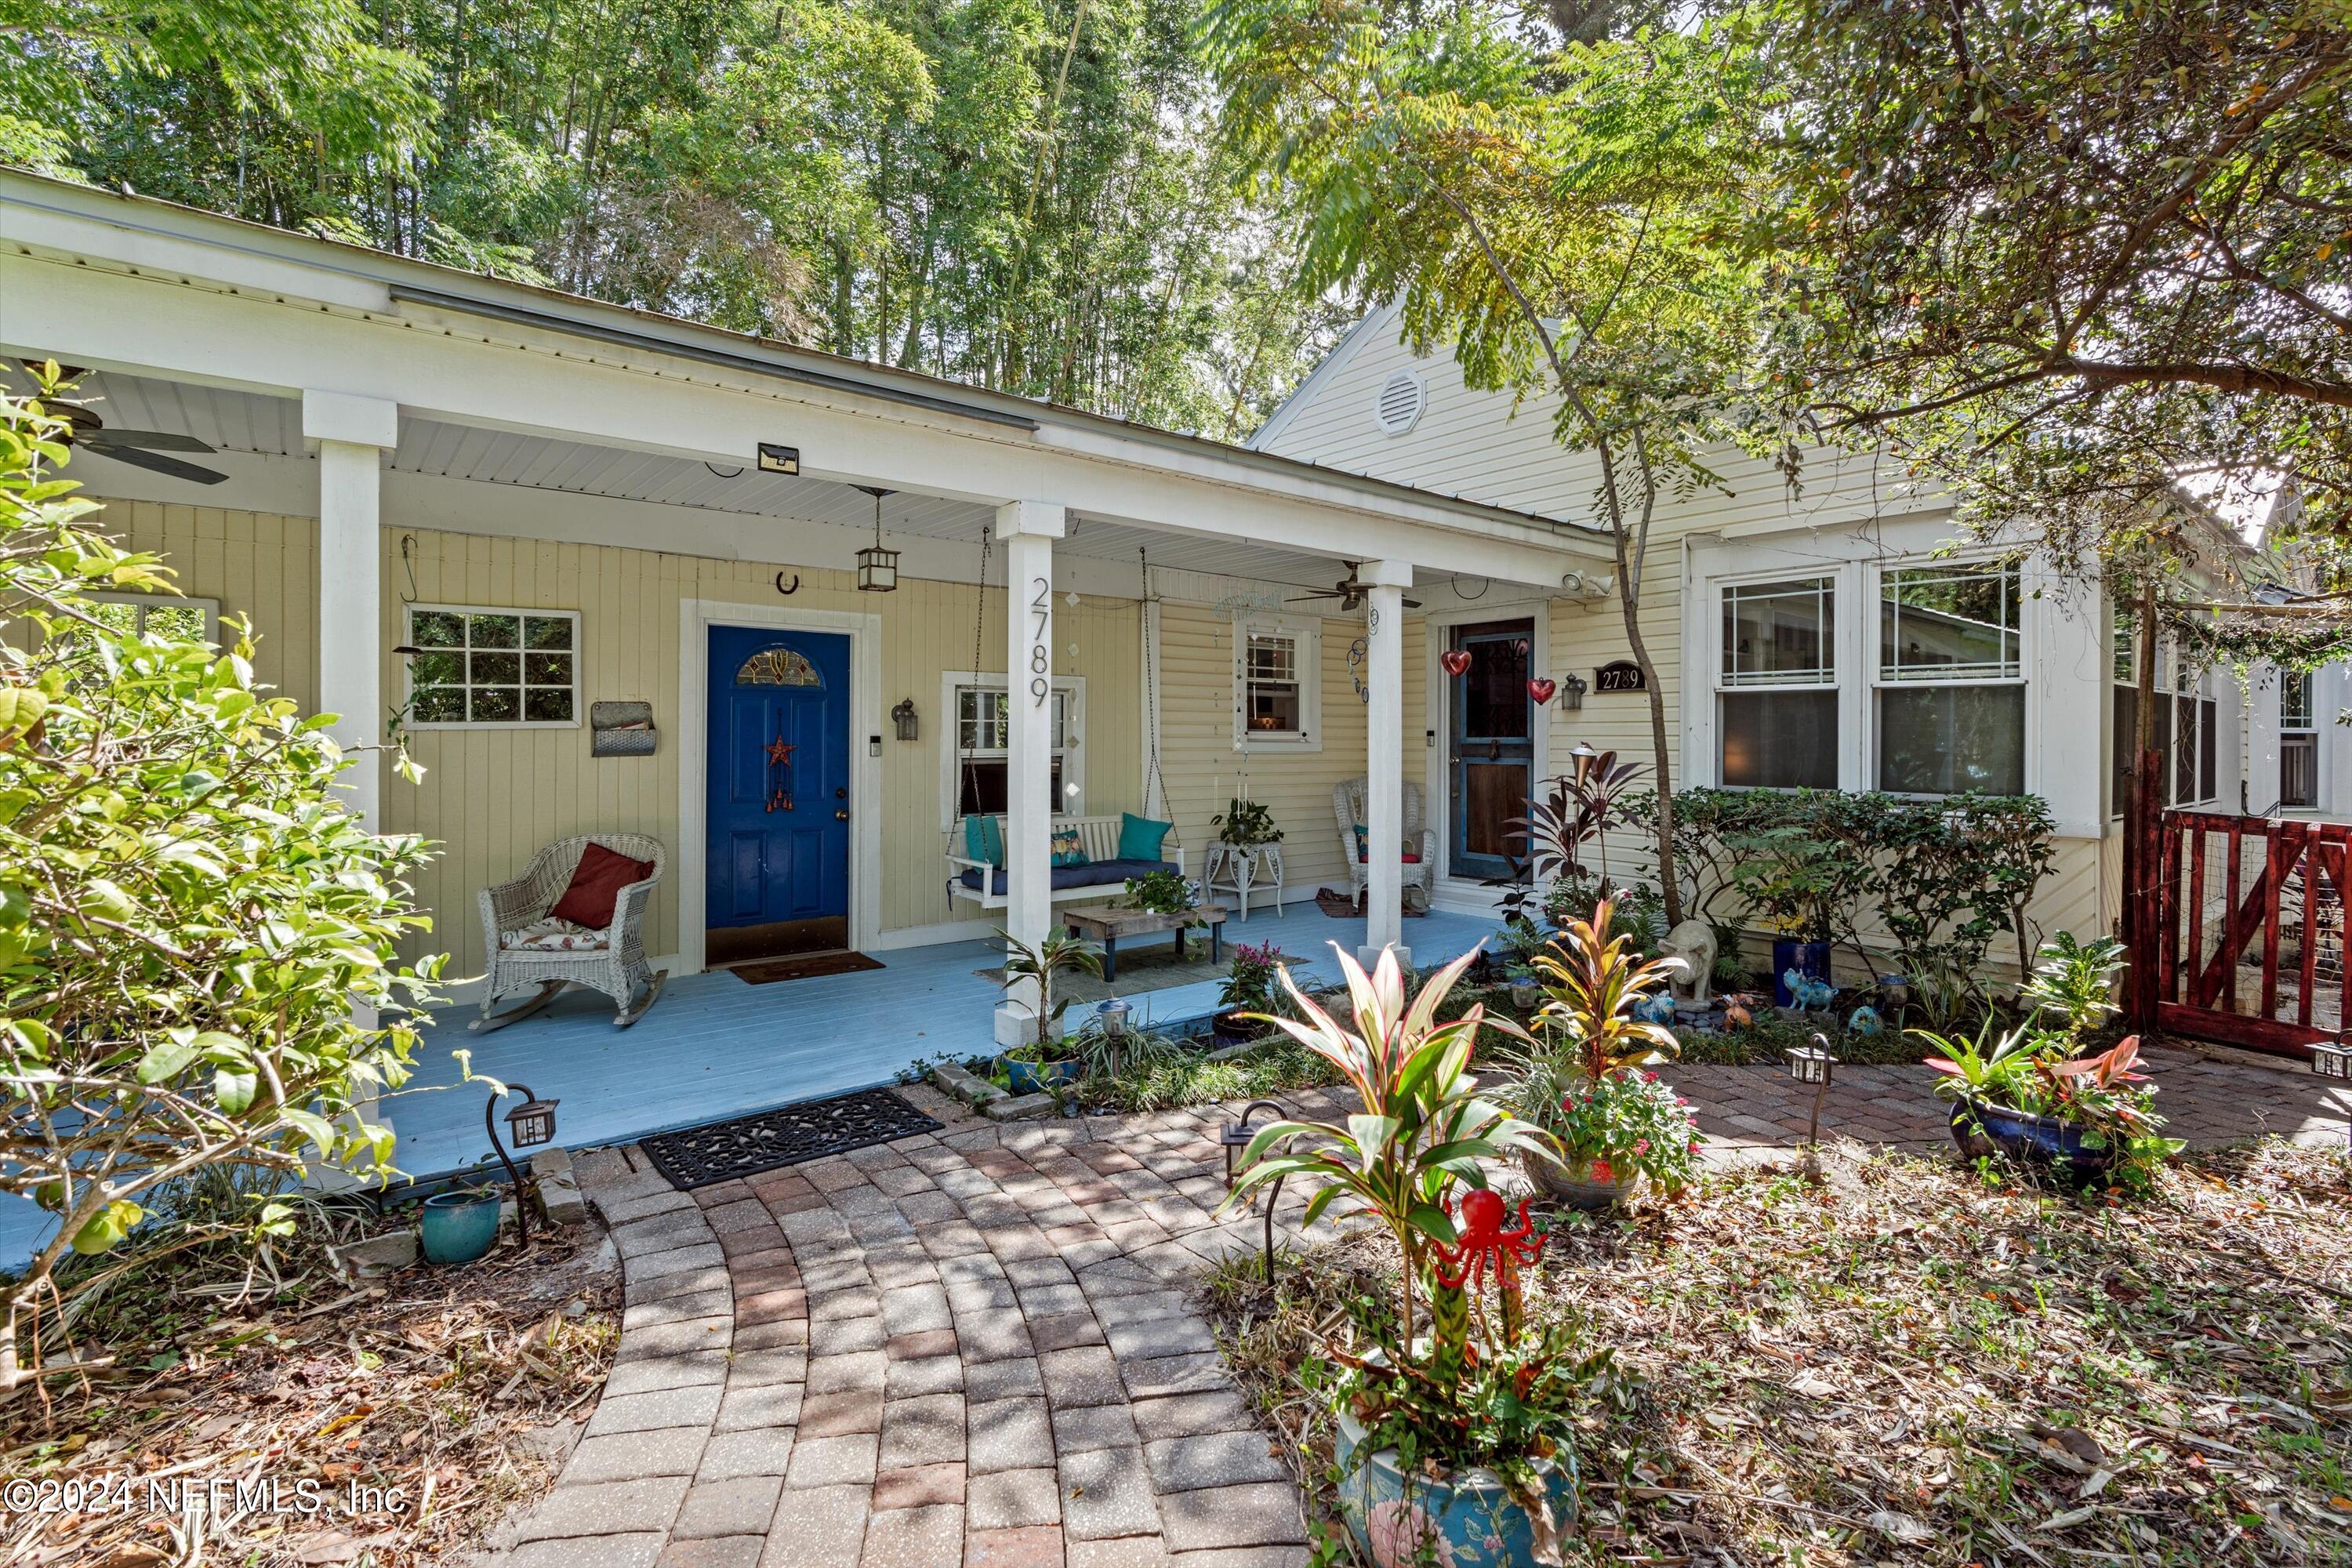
left=550, top=842, right=655, bottom=930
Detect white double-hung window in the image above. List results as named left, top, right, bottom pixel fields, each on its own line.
left=943, top=677, right=1083, bottom=822
left=1233, top=614, right=1321, bottom=750
left=1718, top=576, right=1838, bottom=789
left=2281, top=670, right=2318, bottom=809
left=1875, top=561, right=2025, bottom=795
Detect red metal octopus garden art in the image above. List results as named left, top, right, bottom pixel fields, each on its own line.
left=1428, top=1188, right=1547, bottom=1340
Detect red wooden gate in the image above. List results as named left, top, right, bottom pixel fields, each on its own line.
left=2151, top=808, right=2352, bottom=1058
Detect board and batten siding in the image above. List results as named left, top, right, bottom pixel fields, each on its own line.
left=376, top=528, right=1145, bottom=971
left=88, top=499, right=319, bottom=710
left=1155, top=599, right=1427, bottom=916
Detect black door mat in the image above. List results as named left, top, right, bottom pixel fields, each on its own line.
left=727, top=950, right=884, bottom=985
left=1315, top=887, right=1428, bottom=918
left=638, top=1087, right=942, bottom=1189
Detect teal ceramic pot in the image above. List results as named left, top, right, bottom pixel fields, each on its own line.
left=420, top=1190, right=501, bottom=1265
left=1345, top=1401, right=1581, bottom=1561
left=1004, top=1056, right=1081, bottom=1095
left=1336, top=1408, right=1577, bottom=1568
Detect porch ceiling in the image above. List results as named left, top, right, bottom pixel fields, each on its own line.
left=42, top=368, right=1394, bottom=592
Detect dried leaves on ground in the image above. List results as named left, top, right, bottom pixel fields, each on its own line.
left=1207, top=1139, right=2352, bottom=1566
left=2, top=1220, right=616, bottom=1567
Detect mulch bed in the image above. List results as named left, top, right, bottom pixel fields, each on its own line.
left=3, top=1218, right=618, bottom=1567
left=1205, top=1139, right=2352, bottom=1566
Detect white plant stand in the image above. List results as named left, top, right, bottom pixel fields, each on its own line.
left=1205, top=841, right=1285, bottom=921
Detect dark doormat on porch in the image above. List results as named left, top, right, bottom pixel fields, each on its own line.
left=726, top=950, right=885, bottom=985
left=637, top=1087, right=942, bottom=1189
left=1315, top=887, right=1428, bottom=918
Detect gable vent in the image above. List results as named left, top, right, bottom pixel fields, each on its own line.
left=1374, top=369, right=1426, bottom=434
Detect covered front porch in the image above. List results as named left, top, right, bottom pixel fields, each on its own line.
left=382, top=904, right=1504, bottom=1179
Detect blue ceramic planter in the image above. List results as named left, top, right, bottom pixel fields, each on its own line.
left=1771, top=939, right=1831, bottom=1007
left=1004, top=1056, right=1082, bottom=1095
left=420, top=1190, right=501, bottom=1265
left=1950, top=1099, right=2120, bottom=1183
left=1336, top=1409, right=1578, bottom=1568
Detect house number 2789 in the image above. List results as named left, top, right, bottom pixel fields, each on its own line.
left=1029, top=577, right=1051, bottom=706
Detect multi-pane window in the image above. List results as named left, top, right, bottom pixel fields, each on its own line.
left=86, top=592, right=219, bottom=644
left=405, top=605, right=579, bottom=726
left=2109, top=629, right=2217, bottom=813
left=1719, top=577, right=1838, bottom=789
left=954, top=685, right=1073, bottom=817
left=1232, top=615, right=1320, bottom=749
left=1877, top=562, right=2024, bottom=795
left=2281, top=670, right=2318, bottom=810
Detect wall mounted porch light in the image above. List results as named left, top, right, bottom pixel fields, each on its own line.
left=855, top=486, right=900, bottom=592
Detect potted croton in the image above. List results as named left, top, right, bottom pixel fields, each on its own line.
left=993, top=928, right=1104, bottom=1094
left=1918, top=933, right=2183, bottom=1183
left=1509, top=895, right=1700, bottom=1210
left=1214, top=941, right=1290, bottom=1044
left=1228, top=946, right=1602, bottom=1567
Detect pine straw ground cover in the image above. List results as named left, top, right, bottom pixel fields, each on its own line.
left=1205, top=1139, right=2352, bottom=1566
left=1, top=1214, right=616, bottom=1567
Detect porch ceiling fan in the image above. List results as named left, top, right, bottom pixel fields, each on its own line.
left=1287, top=561, right=1422, bottom=612
left=25, top=366, right=228, bottom=485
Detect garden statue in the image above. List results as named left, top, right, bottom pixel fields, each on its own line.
left=1634, top=992, right=1679, bottom=1026
left=1846, top=1004, right=1884, bottom=1036
left=1782, top=968, right=1838, bottom=1012
left=1428, top=1188, right=1545, bottom=1341
left=1660, top=919, right=1717, bottom=1009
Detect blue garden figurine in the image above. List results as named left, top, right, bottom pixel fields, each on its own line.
left=1846, top=1004, right=1883, bottom=1037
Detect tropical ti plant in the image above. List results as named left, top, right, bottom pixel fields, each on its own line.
left=1223, top=945, right=1551, bottom=1362
left=995, top=928, right=1104, bottom=1052
left=1531, top=895, right=1683, bottom=1083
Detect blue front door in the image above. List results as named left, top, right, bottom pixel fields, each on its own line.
left=706, top=626, right=851, bottom=944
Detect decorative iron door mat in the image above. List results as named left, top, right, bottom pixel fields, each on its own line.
left=637, top=1087, right=942, bottom=1189
left=727, top=950, right=884, bottom=985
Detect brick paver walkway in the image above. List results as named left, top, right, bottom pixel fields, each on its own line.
left=481, top=1043, right=2344, bottom=1568
left=487, top=1093, right=1324, bottom=1568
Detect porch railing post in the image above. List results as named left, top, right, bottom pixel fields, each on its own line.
left=1359, top=560, right=1414, bottom=967
left=995, top=500, right=1066, bottom=1047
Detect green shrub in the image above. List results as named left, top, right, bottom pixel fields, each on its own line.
left=0, top=376, right=440, bottom=1389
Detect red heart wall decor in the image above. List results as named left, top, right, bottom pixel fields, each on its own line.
left=1440, top=650, right=1473, bottom=677
left=1526, top=677, right=1558, bottom=706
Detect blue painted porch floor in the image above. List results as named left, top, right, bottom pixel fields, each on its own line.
left=0, top=906, right=1501, bottom=1264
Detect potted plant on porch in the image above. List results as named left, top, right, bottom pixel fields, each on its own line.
left=1211, top=796, right=1283, bottom=853
left=1225, top=947, right=1606, bottom=1566
left=1508, top=895, right=1699, bottom=1210
left=1916, top=933, right=2183, bottom=1183
left=994, top=929, right=1105, bottom=1094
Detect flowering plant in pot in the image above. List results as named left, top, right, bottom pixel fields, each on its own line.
left=994, top=928, right=1104, bottom=1093
left=1224, top=946, right=1597, bottom=1566
left=1508, top=895, right=1696, bottom=1208
left=1916, top=933, right=2183, bottom=1182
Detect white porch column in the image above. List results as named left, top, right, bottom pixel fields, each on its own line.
left=996, top=500, right=1067, bottom=1046
left=1359, top=559, right=1414, bottom=967
left=303, top=390, right=398, bottom=832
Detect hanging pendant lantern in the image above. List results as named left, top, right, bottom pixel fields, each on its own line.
left=855, top=485, right=899, bottom=593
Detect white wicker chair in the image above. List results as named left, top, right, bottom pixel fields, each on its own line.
left=1333, top=778, right=1436, bottom=908
left=475, top=833, right=667, bottom=1031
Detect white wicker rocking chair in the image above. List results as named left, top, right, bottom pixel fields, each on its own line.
left=474, top=833, right=668, bottom=1032
left=1332, top=777, right=1437, bottom=909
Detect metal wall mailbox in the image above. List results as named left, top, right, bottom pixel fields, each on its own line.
left=590, top=700, right=658, bottom=757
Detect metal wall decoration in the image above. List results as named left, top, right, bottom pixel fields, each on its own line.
left=1348, top=635, right=1370, bottom=704
left=1440, top=648, right=1472, bottom=677
left=735, top=647, right=821, bottom=686
left=1526, top=678, right=1558, bottom=706
left=1594, top=659, right=1647, bottom=694
left=763, top=729, right=797, bottom=812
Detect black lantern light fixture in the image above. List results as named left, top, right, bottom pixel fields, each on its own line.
left=1557, top=673, right=1587, bottom=711
left=484, top=1081, right=560, bottom=1247
left=855, top=485, right=899, bottom=593
left=1785, top=1032, right=1835, bottom=1164
left=891, top=697, right=919, bottom=741
left=1217, top=1100, right=1291, bottom=1283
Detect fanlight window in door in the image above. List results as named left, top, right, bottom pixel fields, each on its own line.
left=735, top=647, right=822, bottom=687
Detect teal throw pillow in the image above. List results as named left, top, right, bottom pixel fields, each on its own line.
left=1050, top=826, right=1090, bottom=868
left=963, top=814, right=1006, bottom=867
left=1117, top=811, right=1172, bottom=863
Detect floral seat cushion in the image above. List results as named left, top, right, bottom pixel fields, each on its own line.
left=501, top=916, right=608, bottom=953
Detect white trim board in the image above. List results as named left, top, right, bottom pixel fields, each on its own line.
left=677, top=599, right=885, bottom=975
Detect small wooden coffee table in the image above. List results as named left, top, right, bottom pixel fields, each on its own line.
left=1061, top=902, right=1231, bottom=982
